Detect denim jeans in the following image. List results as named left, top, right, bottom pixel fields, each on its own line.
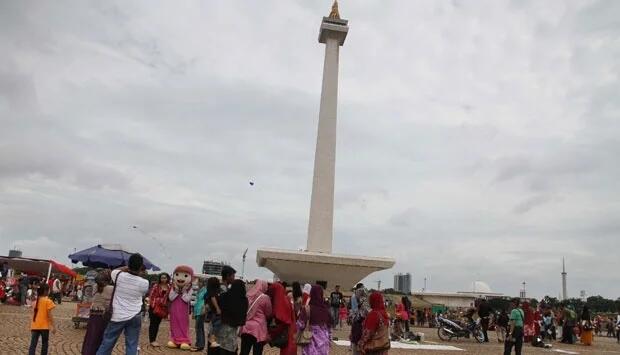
left=95, top=314, right=142, bottom=355
left=29, top=330, right=49, bottom=355
left=195, top=315, right=206, bottom=349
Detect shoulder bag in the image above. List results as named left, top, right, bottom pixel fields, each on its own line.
left=296, top=306, right=313, bottom=346
left=102, top=271, right=122, bottom=322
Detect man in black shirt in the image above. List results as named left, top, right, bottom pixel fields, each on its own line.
left=329, top=285, right=343, bottom=328
left=477, top=298, right=492, bottom=342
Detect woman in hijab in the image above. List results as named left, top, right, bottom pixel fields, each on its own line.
left=580, top=305, right=593, bottom=345
left=81, top=270, right=113, bottom=355
left=350, top=286, right=370, bottom=355
left=301, top=285, right=332, bottom=355
left=269, top=282, right=296, bottom=355
left=358, top=292, right=390, bottom=355
left=239, top=280, right=272, bottom=355
left=217, top=279, right=248, bottom=355
left=522, top=301, right=535, bottom=342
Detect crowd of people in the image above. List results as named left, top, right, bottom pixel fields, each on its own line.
left=11, top=255, right=620, bottom=355
left=22, top=253, right=393, bottom=355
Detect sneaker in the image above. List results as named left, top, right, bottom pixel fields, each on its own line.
left=209, top=341, right=220, bottom=348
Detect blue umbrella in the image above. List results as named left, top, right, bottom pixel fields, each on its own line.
left=69, top=244, right=161, bottom=271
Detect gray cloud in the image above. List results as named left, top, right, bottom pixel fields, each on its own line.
left=1, top=0, right=618, bottom=299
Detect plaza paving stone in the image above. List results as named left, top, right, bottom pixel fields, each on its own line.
left=1, top=301, right=619, bottom=355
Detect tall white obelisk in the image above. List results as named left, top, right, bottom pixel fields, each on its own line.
left=307, top=1, right=348, bottom=253
left=256, top=2, right=394, bottom=288
left=561, top=257, right=567, bottom=300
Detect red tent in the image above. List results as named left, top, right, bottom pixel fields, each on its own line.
left=0, top=256, right=77, bottom=278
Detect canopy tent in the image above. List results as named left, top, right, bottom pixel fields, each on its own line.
left=0, top=256, right=77, bottom=279
left=68, top=244, right=160, bottom=271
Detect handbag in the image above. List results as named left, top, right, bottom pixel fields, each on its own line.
left=268, top=318, right=289, bottom=348
left=363, top=315, right=390, bottom=353
left=102, top=271, right=122, bottom=322
left=296, top=319, right=313, bottom=346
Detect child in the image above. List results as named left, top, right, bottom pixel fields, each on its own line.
left=338, top=301, right=348, bottom=329
left=29, top=284, right=55, bottom=355
left=206, top=277, right=222, bottom=348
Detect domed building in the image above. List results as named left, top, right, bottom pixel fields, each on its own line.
left=412, top=280, right=503, bottom=309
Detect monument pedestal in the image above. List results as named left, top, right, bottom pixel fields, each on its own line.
left=257, top=248, right=394, bottom=288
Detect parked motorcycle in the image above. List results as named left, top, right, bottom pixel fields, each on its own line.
left=436, top=316, right=485, bottom=343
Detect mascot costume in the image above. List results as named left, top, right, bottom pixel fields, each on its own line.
left=167, top=265, right=194, bottom=350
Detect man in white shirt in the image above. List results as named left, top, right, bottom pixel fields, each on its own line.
left=96, top=253, right=149, bottom=355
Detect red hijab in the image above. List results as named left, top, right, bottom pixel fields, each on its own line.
left=270, top=282, right=293, bottom=325
left=364, top=292, right=389, bottom=332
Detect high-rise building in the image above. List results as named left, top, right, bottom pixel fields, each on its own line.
left=393, top=273, right=412, bottom=294
left=202, top=260, right=229, bottom=276
left=8, top=249, right=22, bottom=258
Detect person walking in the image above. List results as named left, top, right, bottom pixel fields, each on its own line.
left=504, top=298, right=524, bottom=355
left=477, top=298, right=491, bottom=342
left=190, top=278, right=208, bottom=352
left=358, top=292, right=390, bottom=355
left=301, top=285, right=332, bottom=355
left=81, top=271, right=113, bottom=355
left=29, top=284, right=55, bottom=355
left=95, top=253, right=149, bottom=355
left=329, top=285, right=343, bottom=328
left=217, top=279, right=248, bottom=355
left=239, top=280, right=272, bottom=355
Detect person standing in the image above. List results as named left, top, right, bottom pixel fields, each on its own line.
left=20, top=273, right=29, bottom=306
left=217, top=279, right=248, bottom=355
left=400, top=297, right=411, bottom=334
left=522, top=301, right=535, bottom=343
left=349, top=284, right=370, bottom=355
left=301, top=285, right=332, bottom=355
left=504, top=298, right=524, bottom=355
left=477, top=298, right=491, bottom=342
left=496, top=309, right=509, bottom=342
left=358, top=292, right=390, bottom=355
left=191, top=278, right=208, bottom=352
left=51, top=277, right=62, bottom=305
left=292, top=282, right=304, bottom=319
left=580, top=305, right=593, bottom=346
left=95, top=254, right=149, bottom=355
left=147, top=272, right=170, bottom=347
left=269, top=282, right=296, bottom=355
left=560, top=304, right=576, bottom=344
left=29, top=284, right=55, bottom=355
left=329, top=285, right=343, bottom=328
left=239, top=280, right=272, bottom=355
left=81, top=271, right=113, bottom=355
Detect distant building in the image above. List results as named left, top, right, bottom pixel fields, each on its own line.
left=394, top=272, right=412, bottom=294
left=8, top=249, right=22, bottom=258
left=202, top=260, right=229, bottom=276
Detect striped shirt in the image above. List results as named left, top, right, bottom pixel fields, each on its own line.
left=110, top=270, right=149, bottom=322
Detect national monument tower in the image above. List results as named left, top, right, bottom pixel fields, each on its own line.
left=256, top=1, right=395, bottom=288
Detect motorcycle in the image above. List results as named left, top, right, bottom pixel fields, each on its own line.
left=436, top=316, right=485, bottom=343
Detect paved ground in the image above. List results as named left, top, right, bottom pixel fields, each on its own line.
left=1, top=301, right=619, bottom=355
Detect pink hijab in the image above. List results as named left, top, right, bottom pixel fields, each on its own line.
left=247, top=279, right=269, bottom=305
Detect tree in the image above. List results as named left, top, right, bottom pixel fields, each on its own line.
left=542, top=296, right=560, bottom=309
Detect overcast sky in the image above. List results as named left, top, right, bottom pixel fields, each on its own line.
left=1, top=0, right=619, bottom=299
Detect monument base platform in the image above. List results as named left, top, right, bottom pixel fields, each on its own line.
left=256, top=248, right=395, bottom=289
